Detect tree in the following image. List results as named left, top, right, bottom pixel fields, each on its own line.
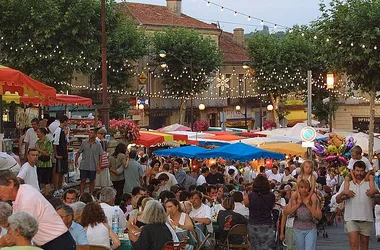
left=316, top=0, right=380, bottom=159
left=247, top=28, right=318, bottom=125
left=0, top=0, right=147, bottom=93
left=151, top=28, right=222, bottom=124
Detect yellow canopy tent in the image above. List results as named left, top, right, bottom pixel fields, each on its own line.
left=259, top=142, right=307, bottom=157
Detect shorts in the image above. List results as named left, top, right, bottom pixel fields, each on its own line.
left=37, top=167, right=52, bottom=184
left=345, top=220, right=373, bottom=236
left=56, top=159, right=68, bottom=174
left=80, top=170, right=97, bottom=181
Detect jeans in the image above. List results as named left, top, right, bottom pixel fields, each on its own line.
left=285, top=227, right=296, bottom=250
left=293, top=228, right=317, bottom=250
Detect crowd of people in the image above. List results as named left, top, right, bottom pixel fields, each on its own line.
left=0, top=116, right=380, bottom=250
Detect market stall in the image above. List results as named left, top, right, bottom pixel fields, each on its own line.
left=196, top=142, right=285, bottom=161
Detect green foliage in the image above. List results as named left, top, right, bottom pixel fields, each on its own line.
left=247, top=28, right=319, bottom=98
left=0, top=0, right=146, bottom=92
left=109, top=93, right=130, bottom=119
left=151, top=28, right=222, bottom=97
left=316, top=0, right=380, bottom=92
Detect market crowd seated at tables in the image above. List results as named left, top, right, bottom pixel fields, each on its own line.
left=0, top=139, right=363, bottom=250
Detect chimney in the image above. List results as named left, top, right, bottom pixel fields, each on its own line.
left=166, top=0, right=182, bottom=16
left=233, top=28, right=245, bottom=46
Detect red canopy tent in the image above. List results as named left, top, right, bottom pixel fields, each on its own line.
left=0, top=65, right=56, bottom=131
left=0, top=65, right=56, bottom=98
left=20, top=94, right=92, bottom=106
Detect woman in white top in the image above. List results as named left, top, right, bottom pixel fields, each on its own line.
left=165, top=198, right=194, bottom=231
left=81, top=202, right=120, bottom=249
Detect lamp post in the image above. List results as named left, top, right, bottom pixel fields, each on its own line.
left=100, top=0, right=109, bottom=130
left=326, top=73, right=335, bottom=132
left=239, top=63, right=251, bottom=130
left=235, top=105, right=247, bottom=129
left=159, top=50, right=194, bottom=130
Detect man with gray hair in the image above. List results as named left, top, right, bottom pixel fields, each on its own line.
left=56, top=205, right=88, bottom=246
left=99, top=187, right=126, bottom=230
left=70, top=201, right=86, bottom=224
left=0, top=170, right=75, bottom=249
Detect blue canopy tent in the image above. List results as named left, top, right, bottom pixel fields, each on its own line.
left=196, top=142, right=285, bottom=161
left=153, top=146, right=208, bottom=158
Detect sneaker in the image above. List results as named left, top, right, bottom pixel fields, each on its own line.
left=53, top=190, right=60, bottom=197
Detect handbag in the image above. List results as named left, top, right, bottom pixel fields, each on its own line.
left=38, top=155, right=50, bottom=162
left=100, top=152, right=109, bottom=169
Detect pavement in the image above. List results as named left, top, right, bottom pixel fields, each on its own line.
left=316, top=221, right=379, bottom=250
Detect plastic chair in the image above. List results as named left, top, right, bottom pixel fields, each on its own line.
left=88, top=245, right=111, bottom=250
left=218, top=224, right=250, bottom=250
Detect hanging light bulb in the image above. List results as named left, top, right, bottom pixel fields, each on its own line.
left=261, top=20, right=264, bottom=25
left=220, top=6, right=224, bottom=11
left=274, top=24, right=277, bottom=29
left=248, top=16, right=251, bottom=21
left=207, top=1, right=210, bottom=6
left=234, top=11, right=237, bottom=16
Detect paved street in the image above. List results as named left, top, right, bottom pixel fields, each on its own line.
left=316, top=221, right=379, bottom=250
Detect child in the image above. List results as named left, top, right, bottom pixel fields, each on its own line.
left=344, top=145, right=376, bottom=196
left=290, top=160, right=316, bottom=205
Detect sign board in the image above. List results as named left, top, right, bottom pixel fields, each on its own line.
left=138, top=73, right=147, bottom=84
left=302, top=141, right=315, bottom=148
left=300, top=126, right=317, bottom=142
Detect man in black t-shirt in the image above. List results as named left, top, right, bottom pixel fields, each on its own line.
left=206, top=164, right=225, bottom=185
left=217, top=197, right=248, bottom=244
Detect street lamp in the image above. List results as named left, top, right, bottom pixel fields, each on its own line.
left=159, top=50, right=194, bottom=130
left=326, top=73, right=335, bottom=132
left=198, top=103, right=205, bottom=111
left=267, top=104, right=273, bottom=111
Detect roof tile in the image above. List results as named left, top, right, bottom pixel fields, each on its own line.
left=117, top=2, right=219, bottom=30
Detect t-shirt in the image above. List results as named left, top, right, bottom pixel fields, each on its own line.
left=189, top=203, right=213, bottom=233
left=69, top=221, right=88, bottom=245
left=24, top=128, right=38, bottom=149
left=347, top=157, right=373, bottom=172
left=100, top=203, right=127, bottom=230
left=17, top=162, right=39, bottom=191
left=123, top=159, right=143, bottom=194
left=156, top=171, right=178, bottom=189
left=108, top=153, right=126, bottom=182
left=53, top=127, right=68, bottom=159
left=217, top=210, right=248, bottom=244
left=48, top=120, right=60, bottom=140
left=206, top=172, right=225, bottom=184
left=268, top=173, right=282, bottom=183
left=13, top=185, right=68, bottom=246
left=77, top=139, right=103, bottom=171
left=197, top=174, right=207, bottom=185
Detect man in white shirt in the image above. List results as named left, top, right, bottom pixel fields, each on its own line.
left=24, top=118, right=39, bottom=156
left=98, top=187, right=126, bottom=230
left=189, top=191, right=213, bottom=233
left=249, top=169, right=257, bottom=183
left=268, top=166, right=282, bottom=183
left=336, top=161, right=379, bottom=250
left=17, top=148, right=39, bottom=191
left=232, top=191, right=249, bottom=217
left=48, top=116, right=61, bottom=140
left=197, top=167, right=209, bottom=186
